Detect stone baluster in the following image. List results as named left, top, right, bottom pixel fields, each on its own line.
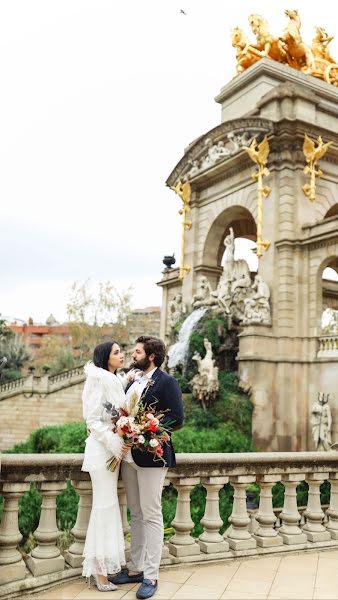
left=225, top=476, right=257, bottom=550
left=303, top=473, right=331, bottom=542
left=253, top=475, right=282, bottom=547
left=279, top=474, right=307, bottom=544
left=168, top=477, right=201, bottom=557
left=64, top=480, right=92, bottom=568
left=26, top=481, right=67, bottom=576
left=326, top=473, right=338, bottom=539
left=198, top=476, right=229, bottom=554
left=117, top=479, right=130, bottom=562
left=0, top=482, right=30, bottom=585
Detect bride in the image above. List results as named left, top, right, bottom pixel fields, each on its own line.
left=81, top=341, right=129, bottom=591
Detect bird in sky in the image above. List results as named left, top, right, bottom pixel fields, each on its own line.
left=180, top=9, right=187, bottom=15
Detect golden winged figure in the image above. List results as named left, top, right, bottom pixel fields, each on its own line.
left=243, top=135, right=270, bottom=167
left=303, top=134, right=333, bottom=164
left=170, top=180, right=191, bottom=206
left=302, top=133, right=333, bottom=202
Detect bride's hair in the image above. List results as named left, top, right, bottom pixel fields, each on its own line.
left=93, top=341, right=118, bottom=371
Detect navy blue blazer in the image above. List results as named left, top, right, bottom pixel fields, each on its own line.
left=126, top=368, right=184, bottom=468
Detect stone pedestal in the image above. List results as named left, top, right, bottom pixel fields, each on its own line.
left=226, top=476, right=257, bottom=551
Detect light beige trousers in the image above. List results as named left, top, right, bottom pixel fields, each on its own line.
left=121, top=460, right=168, bottom=581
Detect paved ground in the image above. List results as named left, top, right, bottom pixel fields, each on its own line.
left=33, top=550, right=338, bottom=599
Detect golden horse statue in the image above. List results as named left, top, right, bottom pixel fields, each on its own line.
left=248, top=14, right=287, bottom=63
left=231, top=27, right=262, bottom=74
left=281, top=9, right=314, bottom=73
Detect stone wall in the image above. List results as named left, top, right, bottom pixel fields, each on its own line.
left=0, top=369, right=85, bottom=450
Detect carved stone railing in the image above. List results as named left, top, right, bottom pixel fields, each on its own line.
left=318, top=335, right=338, bottom=357
left=48, top=366, right=85, bottom=387
left=0, top=378, right=25, bottom=399
left=2, top=452, right=338, bottom=597
left=0, top=366, right=85, bottom=403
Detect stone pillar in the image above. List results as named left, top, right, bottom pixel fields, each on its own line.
left=326, top=473, right=338, bottom=539
left=168, top=477, right=201, bottom=557
left=279, top=474, right=307, bottom=544
left=117, top=479, right=130, bottom=562
left=303, top=473, right=331, bottom=542
left=26, top=481, right=67, bottom=576
left=0, top=482, right=30, bottom=585
left=198, top=476, right=229, bottom=553
left=64, top=480, right=92, bottom=568
left=253, top=475, right=283, bottom=547
left=226, top=476, right=257, bottom=550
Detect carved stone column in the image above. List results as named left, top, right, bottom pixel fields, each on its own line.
left=199, top=476, right=229, bottom=553
left=168, top=477, right=201, bottom=557
left=0, top=482, right=30, bottom=585
left=64, top=480, right=92, bottom=568
left=226, top=476, right=257, bottom=550
left=26, top=481, right=67, bottom=576
left=253, top=475, right=282, bottom=547
left=326, top=473, right=338, bottom=539
left=303, top=473, right=331, bottom=542
left=117, top=479, right=130, bottom=563
left=279, top=474, right=307, bottom=544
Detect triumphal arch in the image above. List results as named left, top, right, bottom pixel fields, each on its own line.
left=158, top=10, right=338, bottom=452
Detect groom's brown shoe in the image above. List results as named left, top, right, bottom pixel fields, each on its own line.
left=108, top=569, right=144, bottom=585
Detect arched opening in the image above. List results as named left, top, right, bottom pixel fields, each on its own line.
left=324, top=204, right=338, bottom=219
left=203, top=205, right=257, bottom=271
left=321, top=256, right=338, bottom=332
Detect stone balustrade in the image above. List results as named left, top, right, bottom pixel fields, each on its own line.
left=2, top=451, right=338, bottom=597
left=318, top=334, right=338, bottom=357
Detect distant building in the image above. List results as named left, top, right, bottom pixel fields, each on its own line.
left=9, top=316, right=71, bottom=355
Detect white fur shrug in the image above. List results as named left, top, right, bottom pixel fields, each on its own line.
left=81, top=362, right=126, bottom=472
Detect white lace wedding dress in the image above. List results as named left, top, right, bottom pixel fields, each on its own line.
left=81, top=362, right=126, bottom=578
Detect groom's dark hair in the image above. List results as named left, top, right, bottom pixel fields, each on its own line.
left=136, top=336, right=166, bottom=367
left=93, top=341, right=118, bottom=371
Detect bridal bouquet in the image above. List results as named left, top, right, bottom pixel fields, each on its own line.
left=106, top=392, right=172, bottom=472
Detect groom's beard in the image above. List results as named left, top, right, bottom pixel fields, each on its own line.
left=130, top=356, right=151, bottom=372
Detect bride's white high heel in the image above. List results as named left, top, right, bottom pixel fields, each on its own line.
left=93, top=576, right=118, bottom=592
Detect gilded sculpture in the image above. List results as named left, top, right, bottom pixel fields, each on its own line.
left=170, top=180, right=192, bottom=279
left=302, top=134, right=333, bottom=202
left=232, top=9, right=338, bottom=86
left=243, top=136, right=271, bottom=257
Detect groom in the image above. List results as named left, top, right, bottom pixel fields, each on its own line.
left=109, top=335, right=184, bottom=599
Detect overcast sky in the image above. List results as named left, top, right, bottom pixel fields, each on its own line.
left=1, top=0, right=337, bottom=323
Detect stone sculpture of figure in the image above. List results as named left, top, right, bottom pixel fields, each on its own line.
left=311, top=392, right=332, bottom=451
left=241, top=274, right=271, bottom=325
left=252, top=274, right=270, bottom=301
left=191, top=338, right=219, bottom=411
left=185, top=159, right=200, bottom=180
left=168, top=292, right=186, bottom=328
left=191, top=276, right=213, bottom=309
left=201, top=138, right=232, bottom=170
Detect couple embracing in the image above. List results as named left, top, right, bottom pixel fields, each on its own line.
left=81, top=336, right=184, bottom=599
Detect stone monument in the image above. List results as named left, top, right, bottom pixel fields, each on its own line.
left=158, top=9, right=338, bottom=451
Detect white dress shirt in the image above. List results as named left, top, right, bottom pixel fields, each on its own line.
left=123, top=367, right=158, bottom=463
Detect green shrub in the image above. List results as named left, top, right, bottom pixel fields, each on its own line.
left=173, top=424, right=253, bottom=453
left=5, top=422, right=87, bottom=455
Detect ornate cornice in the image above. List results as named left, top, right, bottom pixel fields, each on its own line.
left=166, top=117, right=274, bottom=188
